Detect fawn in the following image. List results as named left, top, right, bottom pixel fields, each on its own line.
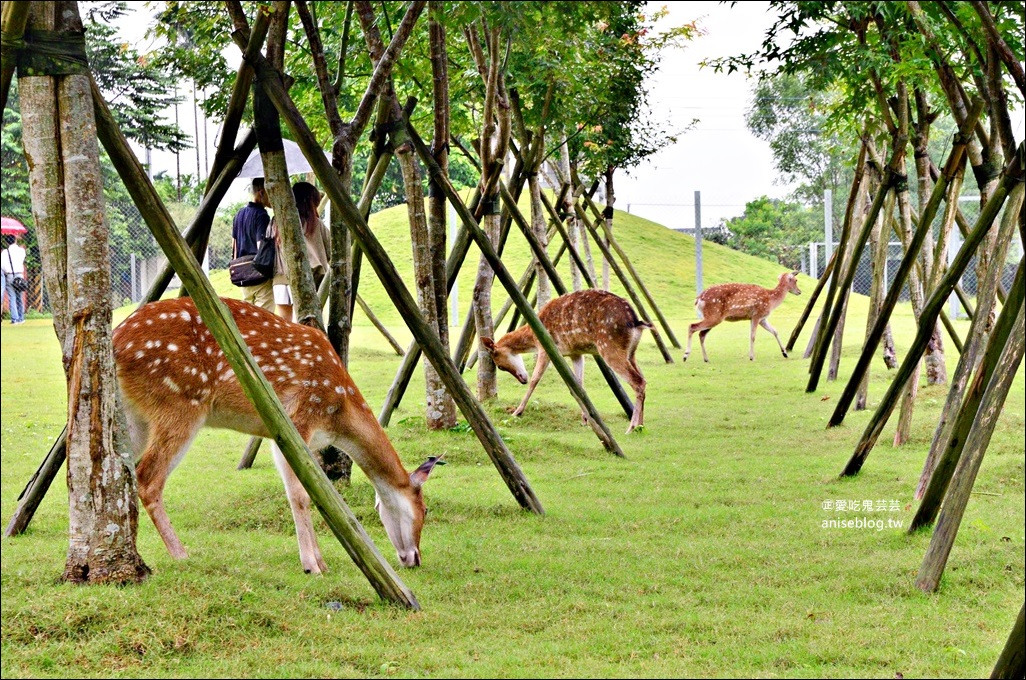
left=112, top=297, right=441, bottom=572
left=481, top=289, right=652, bottom=434
left=684, top=271, right=802, bottom=362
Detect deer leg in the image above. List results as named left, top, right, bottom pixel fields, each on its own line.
left=759, top=318, right=787, bottom=358
left=749, top=318, right=759, bottom=360
left=135, top=418, right=203, bottom=560
left=684, top=321, right=702, bottom=362
left=270, top=441, right=328, bottom=575
left=511, top=353, right=550, bottom=416
left=698, top=328, right=712, bottom=362
left=605, top=352, right=647, bottom=433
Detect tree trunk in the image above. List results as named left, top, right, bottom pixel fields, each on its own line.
left=21, top=0, right=148, bottom=585
left=858, top=188, right=891, bottom=410
left=892, top=156, right=928, bottom=447
left=601, top=166, right=616, bottom=290
left=553, top=139, right=582, bottom=291
left=424, top=1, right=457, bottom=429
left=528, top=171, right=551, bottom=308
left=473, top=210, right=500, bottom=400
left=465, top=22, right=511, bottom=401
left=912, top=88, right=948, bottom=386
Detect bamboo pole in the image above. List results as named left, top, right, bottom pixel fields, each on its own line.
left=405, top=118, right=626, bottom=455
left=580, top=193, right=681, bottom=349
left=575, top=202, right=675, bottom=364
left=990, top=602, right=1025, bottom=680
left=913, top=300, right=1024, bottom=592
left=839, top=145, right=1024, bottom=477
left=91, top=73, right=421, bottom=609
left=909, top=258, right=1023, bottom=531
left=236, top=44, right=548, bottom=506
left=827, top=106, right=982, bottom=422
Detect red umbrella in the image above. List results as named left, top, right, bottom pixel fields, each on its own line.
left=1, top=217, right=27, bottom=235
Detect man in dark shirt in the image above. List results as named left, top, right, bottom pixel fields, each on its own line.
left=232, top=178, right=274, bottom=310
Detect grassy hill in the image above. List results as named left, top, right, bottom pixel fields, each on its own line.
left=203, top=197, right=814, bottom=347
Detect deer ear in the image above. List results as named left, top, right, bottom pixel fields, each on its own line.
left=480, top=337, right=495, bottom=350
left=410, top=455, right=445, bottom=489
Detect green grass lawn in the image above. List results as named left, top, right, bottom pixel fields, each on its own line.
left=1, top=206, right=1023, bottom=678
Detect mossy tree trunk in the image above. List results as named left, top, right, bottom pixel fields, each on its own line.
left=21, top=0, right=148, bottom=585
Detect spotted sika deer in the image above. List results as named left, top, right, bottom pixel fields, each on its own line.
left=481, top=289, right=652, bottom=434
left=684, top=271, right=802, bottom=362
left=112, top=297, right=441, bottom=572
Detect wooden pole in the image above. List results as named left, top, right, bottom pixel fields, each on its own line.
left=990, top=602, right=1025, bottom=680
left=806, top=172, right=878, bottom=392
left=581, top=193, right=681, bottom=349
left=356, top=294, right=405, bottom=356
left=575, top=202, right=675, bottom=364
left=913, top=301, right=1023, bottom=592
left=909, top=258, right=1023, bottom=531
left=827, top=105, right=982, bottom=423
left=499, top=180, right=635, bottom=420
left=0, top=0, right=31, bottom=113
left=405, top=118, right=627, bottom=455
left=786, top=249, right=837, bottom=353
left=839, top=146, right=1024, bottom=477
left=237, top=44, right=548, bottom=507
left=91, top=73, right=421, bottom=609
left=5, top=128, right=258, bottom=534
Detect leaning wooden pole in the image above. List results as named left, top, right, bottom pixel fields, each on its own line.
left=575, top=202, right=675, bottom=364
left=0, top=0, right=31, bottom=113
left=5, top=127, right=258, bottom=536
left=839, top=145, right=1024, bottom=477
left=581, top=193, right=681, bottom=349
left=909, top=258, right=1023, bottom=531
left=913, top=301, right=1024, bottom=593
left=499, top=180, right=635, bottom=420
left=828, top=105, right=982, bottom=424
left=238, top=44, right=550, bottom=503
left=806, top=166, right=883, bottom=392
left=786, top=249, right=837, bottom=353
left=405, top=118, right=627, bottom=455
left=991, top=602, right=1026, bottom=680
left=91, top=73, right=421, bottom=609
left=356, top=295, right=405, bottom=356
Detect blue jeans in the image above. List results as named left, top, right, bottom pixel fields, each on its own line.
left=4, top=275, right=24, bottom=323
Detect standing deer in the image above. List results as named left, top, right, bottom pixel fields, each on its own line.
left=112, top=297, right=441, bottom=573
left=481, top=289, right=652, bottom=434
left=684, top=271, right=802, bottom=362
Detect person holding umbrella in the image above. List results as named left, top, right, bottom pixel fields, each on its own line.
left=2, top=226, right=27, bottom=324
left=231, top=178, right=274, bottom=311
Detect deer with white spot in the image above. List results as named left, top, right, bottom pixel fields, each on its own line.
left=481, top=289, right=652, bottom=434
left=684, top=271, right=802, bottom=362
left=112, top=297, right=441, bottom=573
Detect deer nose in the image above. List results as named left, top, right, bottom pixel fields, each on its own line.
left=399, top=549, right=421, bottom=568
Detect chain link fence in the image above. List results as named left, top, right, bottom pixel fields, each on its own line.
left=11, top=177, right=237, bottom=317
left=798, top=199, right=1021, bottom=319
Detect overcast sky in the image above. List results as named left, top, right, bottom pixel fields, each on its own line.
left=614, top=1, right=792, bottom=230
left=120, top=2, right=791, bottom=223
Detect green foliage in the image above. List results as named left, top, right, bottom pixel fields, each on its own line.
left=725, top=196, right=821, bottom=270
left=84, top=2, right=191, bottom=152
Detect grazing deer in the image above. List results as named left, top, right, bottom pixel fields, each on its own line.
left=684, top=271, right=802, bottom=362
left=481, top=289, right=652, bottom=434
left=112, top=297, right=441, bottom=573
